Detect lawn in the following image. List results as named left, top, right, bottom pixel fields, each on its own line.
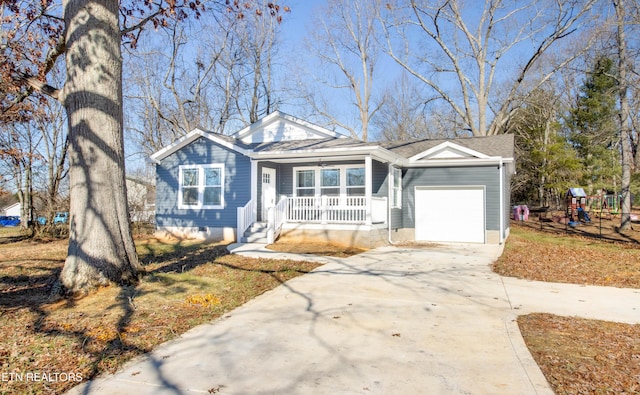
left=0, top=229, right=320, bottom=395
left=2, top=224, right=640, bottom=394
left=495, top=223, right=640, bottom=394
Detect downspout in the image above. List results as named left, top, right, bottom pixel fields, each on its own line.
left=499, top=158, right=505, bottom=244
left=388, top=163, right=398, bottom=245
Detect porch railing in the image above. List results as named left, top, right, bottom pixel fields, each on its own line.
left=267, top=196, right=288, bottom=244
left=237, top=196, right=388, bottom=242
left=286, top=196, right=387, bottom=225
left=236, top=199, right=256, bottom=240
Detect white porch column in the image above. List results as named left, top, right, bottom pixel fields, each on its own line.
left=365, top=156, right=372, bottom=225
left=250, top=160, right=258, bottom=220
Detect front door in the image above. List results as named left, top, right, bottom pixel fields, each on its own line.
left=261, top=167, right=276, bottom=221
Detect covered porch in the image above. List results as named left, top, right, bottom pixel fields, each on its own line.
left=237, top=155, right=390, bottom=243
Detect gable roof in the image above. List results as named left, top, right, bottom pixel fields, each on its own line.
left=232, top=111, right=344, bottom=143
left=382, top=134, right=514, bottom=160
left=150, top=113, right=514, bottom=166
left=150, top=128, right=251, bottom=163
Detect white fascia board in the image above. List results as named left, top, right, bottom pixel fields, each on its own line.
left=232, top=111, right=281, bottom=138
left=409, top=141, right=491, bottom=162
left=278, top=113, right=346, bottom=139
left=232, top=111, right=346, bottom=141
left=403, top=156, right=504, bottom=167
left=150, top=128, right=206, bottom=163
left=249, top=145, right=402, bottom=164
left=150, top=128, right=250, bottom=163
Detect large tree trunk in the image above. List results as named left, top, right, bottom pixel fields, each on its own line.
left=614, top=0, right=633, bottom=230
left=59, top=0, right=142, bottom=295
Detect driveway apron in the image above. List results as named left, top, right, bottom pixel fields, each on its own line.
left=67, top=244, right=581, bottom=394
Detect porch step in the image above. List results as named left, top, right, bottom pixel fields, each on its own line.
left=241, top=222, right=269, bottom=244
left=249, top=222, right=268, bottom=232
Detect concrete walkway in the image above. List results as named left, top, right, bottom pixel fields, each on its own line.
left=67, top=243, right=640, bottom=395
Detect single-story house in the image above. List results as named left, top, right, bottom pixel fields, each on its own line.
left=151, top=112, right=515, bottom=247
left=2, top=202, right=21, bottom=217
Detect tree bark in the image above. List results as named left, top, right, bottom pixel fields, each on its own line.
left=614, top=0, right=633, bottom=230
left=59, top=0, right=142, bottom=295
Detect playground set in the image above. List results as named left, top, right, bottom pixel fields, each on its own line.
left=566, top=188, right=592, bottom=226
left=562, top=187, right=632, bottom=227
left=514, top=187, right=631, bottom=226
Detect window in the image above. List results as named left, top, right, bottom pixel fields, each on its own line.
left=295, top=169, right=315, bottom=196
left=391, top=167, right=402, bottom=208
left=346, top=168, right=365, bottom=196
left=179, top=164, right=224, bottom=209
left=181, top=169, right=199, bottom=206
left=321, top=168, right=340, bottom=196
left=262, top=173, right=271, bottom=184
left=293, top=165, right=368, bottom=197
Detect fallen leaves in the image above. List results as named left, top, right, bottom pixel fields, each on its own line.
left=519, top=314, right=640, bottom=394
left=493, top=226, right=640, bottom=288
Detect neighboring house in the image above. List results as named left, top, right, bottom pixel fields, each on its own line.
left=151, top=112, right=515, bottom=247
left=2, top=202, right=21, bottom=217
left=126, top=176, right=156, bottom=223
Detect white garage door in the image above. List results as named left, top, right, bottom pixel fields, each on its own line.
left=415, top=186, right=485, bottom=243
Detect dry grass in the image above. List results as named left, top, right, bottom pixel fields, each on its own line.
left=495, top=224, right=640, bottom=394
left=266, top=240, right=367, bottom=257
left=0, top=232, right=320, bottom=395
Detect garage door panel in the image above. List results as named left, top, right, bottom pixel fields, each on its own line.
left=415, top=187, right=485, bottom=243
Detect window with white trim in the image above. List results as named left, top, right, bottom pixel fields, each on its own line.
left=391, top=166, right=402, bottom=208
left=293, top=166, right=366, bottom=197
left=179, top=164, right=224, bottom=209
left=295, top=169, right=315, bottom=196
left=346, top=167, right=365, bottom=196
left=320, top=168, right=340, bottom=196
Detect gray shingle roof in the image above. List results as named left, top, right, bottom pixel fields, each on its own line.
left=203, top=132, right=514, bottom=159
left=381, top=134, right=515, bottom=159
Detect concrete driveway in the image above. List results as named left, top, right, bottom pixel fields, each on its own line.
left=68, top=243, right=640, bottom=395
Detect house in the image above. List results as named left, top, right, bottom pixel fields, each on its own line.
left=2, top=202, right=21, bottom=217
left=151, top=112, right=515, bottom=247
left=126, top=176, right=156, bottom=223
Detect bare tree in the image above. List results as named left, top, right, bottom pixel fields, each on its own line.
left=382, top=0, right=599, bottom=136
left=304, top=0, right=384, bottom=141
left=34, top=95, right=68, bottom=226
left=0, top=120, right=39, bottom=229
left=235, top=4, right=282, bottom=124
left=372, top=72, right=460, bottom=141
left=126, top=5, right=283, bottom=158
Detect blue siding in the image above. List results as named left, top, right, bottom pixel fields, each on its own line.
left=372, top=159, right=387, bottom=197
left=402, top=166, right=501, bottom=230
left=156, top=137, right=251, bottom=228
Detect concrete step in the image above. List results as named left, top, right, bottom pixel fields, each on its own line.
left=241, top=222, right=270, bottom=244
left=249, top=223, right=268, bottom=232
left=244, top=230, right=267, bottom=238
left=241, top=234, right=269, bottom=243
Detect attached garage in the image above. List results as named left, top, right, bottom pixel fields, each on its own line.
left=414, top=186, right=485, bottom=243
